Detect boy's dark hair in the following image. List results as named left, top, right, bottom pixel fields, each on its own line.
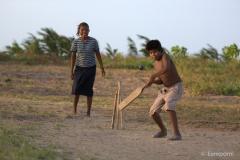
left=146, top=40, right=163, bottom=52
left=77, top=22, right=89, bottom=35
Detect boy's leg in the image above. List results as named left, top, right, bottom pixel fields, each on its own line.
left=167, top=110, right=181, bottom=140
left=73, top=95, right=80, bottom=114
left=149, top=93, right=167, bottom=138
left=87, top=96, right=93, bottom=116
left=164, top=83, right=183, bottom=140
left=152, top=112, right=167, bottom=131
left=152, top=112, right=167, bottom=138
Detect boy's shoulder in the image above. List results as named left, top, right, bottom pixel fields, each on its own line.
left=162, top=52, right=172, bottom=61
left=85, top=36, right=94, bottom=40
left=155, top=52, right=168, bottom=61
left=154, top=53, right=171, bottom=65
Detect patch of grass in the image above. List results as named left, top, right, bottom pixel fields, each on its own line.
left=175, top=58, right=240, bottom=96
left=0, top=125, right=63, bottom=160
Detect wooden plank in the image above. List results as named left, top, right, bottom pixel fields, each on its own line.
left=119, top=86, right=145, bottom=111
left=111, top=90, right=118, bottom=129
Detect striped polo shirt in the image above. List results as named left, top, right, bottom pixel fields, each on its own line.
left=70, top=36, right=99, bottom=67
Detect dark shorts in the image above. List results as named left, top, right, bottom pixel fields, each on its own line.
left=72, top=65, right=96, bottom=96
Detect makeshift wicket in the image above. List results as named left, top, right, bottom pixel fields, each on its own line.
left=111, top=81, right=124, bottom=129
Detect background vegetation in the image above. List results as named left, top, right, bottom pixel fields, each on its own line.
left=0, top=27, right=240, bottom=96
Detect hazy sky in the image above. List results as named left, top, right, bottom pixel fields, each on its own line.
left=0, top=0, right=239, bottom=54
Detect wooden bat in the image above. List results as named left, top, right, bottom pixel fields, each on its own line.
left=118, top=86, right=145, bottom=111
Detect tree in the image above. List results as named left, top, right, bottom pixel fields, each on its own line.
left=38, top=28, right=71, bottom=56
left=137, top=34, right=150, bottom=57
left=57, top=35, right=72, bottom=57
left=105, top=43, right=118, bottom=59
left=22, top=34, right=43, bottom=55
left=4, top=27, right=72, bottom=57
left=195, top=44, right=219, bottom=61
left=171, top=45, right=188, bottom=58
left=222, top=43, right=240, bottom=61
left=127, top=37, right=138, bottom=56
left=5, top=41, right=24, bottom=56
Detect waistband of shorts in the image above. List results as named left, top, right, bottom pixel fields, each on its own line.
left=75, top=65, right=96, bottom=69
left=160, top=82, right=182, bottom=94
left=165, top=81, right=182, bottom=89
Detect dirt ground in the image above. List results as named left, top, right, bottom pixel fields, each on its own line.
left=35, top=111, right=239, bottom=160
left=0, top=64, right=239, bottom=160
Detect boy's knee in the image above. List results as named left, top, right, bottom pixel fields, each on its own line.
left=149, top=110, right=154, bottom=117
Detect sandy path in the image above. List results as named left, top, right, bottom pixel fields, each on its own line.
left=38, top=109, right=240, bottom=160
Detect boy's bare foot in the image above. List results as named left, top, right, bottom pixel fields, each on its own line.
left=152, top=130, right=167, bottom=138
left=167, top=134, right=182, bottom=141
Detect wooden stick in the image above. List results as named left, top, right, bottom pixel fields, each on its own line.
left=111, top=89, right=118, bottom=129
left=116, top=81, right=121, bottom=129
left=117, top=82, right=123, bottom=129
left=120, top=103, right=124, bottom=129
left=117, top=82, right=124, bottom=129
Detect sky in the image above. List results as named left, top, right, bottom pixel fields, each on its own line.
left=0, top=0, right=239, bottom=54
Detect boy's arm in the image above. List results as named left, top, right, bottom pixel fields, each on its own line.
left=145, top=78, right=163, bottom=88
left=145, top=54, right=169, bottom=88
left=153, top=78, right=163, bottom=85
left=96, top=52, right=105, bottom=77
left=70, top=52, right=76, bottom=80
